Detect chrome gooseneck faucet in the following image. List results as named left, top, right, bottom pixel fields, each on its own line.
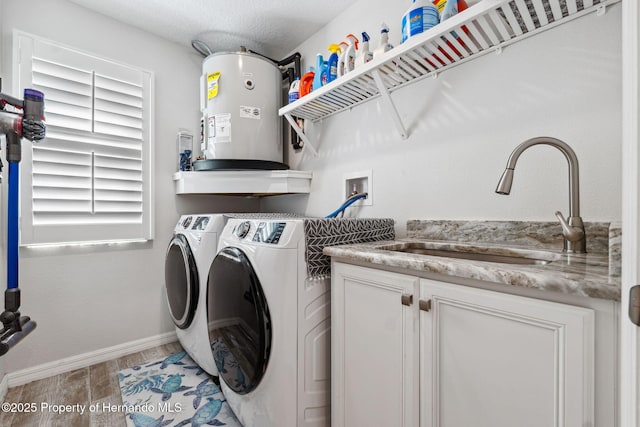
left=495, top=136, right=587, bottom=253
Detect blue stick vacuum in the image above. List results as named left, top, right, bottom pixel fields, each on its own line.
left=0, top=82, right=46, bottom=355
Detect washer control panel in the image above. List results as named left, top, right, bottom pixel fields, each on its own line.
left=252, top=222, right=286, bottom=244
left=226, top=219, right=293, bottom=245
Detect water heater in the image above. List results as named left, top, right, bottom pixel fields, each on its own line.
left=197, top=51, right=286, bottom=170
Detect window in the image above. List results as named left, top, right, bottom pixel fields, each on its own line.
left=15, top=32, right=154, bottom=245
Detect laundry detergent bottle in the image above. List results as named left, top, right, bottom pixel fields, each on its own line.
left=326, top=44, right=341, bottom=83
left=300, top=67, right=315, bottom=97
left=433, top=0, right=469, bottom=20
left=440, top=0, right=459, bottom=21
left=312, top=53, right=327, bottom=90
left=401, top=0, right=440, bottom=43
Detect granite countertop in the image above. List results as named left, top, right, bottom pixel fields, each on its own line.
left=323, top=220, right=622, bottom=301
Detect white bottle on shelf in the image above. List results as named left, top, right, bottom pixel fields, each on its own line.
left=355, top=32, right=373, bottom=68
left=374, top=23, right=394, bottom=59
left=401, top=0, right=440, bottom=43
left=343, top=34, right=360, bottom=75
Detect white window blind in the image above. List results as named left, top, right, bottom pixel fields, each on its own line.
left=16, top=32, right=154, bottom=245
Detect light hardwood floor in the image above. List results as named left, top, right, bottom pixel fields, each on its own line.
left=0, top=341, right=184, bottom=427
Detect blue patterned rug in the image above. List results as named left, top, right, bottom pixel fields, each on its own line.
left=117, top=350, right=242, bottom=427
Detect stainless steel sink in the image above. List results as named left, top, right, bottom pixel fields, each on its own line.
left=378, top=242, right=560, bottom=265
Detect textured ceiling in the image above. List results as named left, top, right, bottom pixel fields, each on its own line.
left=68, top=0, right=359, bottom=59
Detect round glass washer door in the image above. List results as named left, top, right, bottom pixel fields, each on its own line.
left=164, top=234, right=198, bottom=329
left=207, top=246, right=272, bottom=394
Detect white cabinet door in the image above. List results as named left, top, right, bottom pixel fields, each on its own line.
left=331, top=262, right=420, bottom=427
left=419, top=279, right=595, bottom=427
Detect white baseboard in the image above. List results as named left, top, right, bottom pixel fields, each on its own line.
left=7, top=331, right=178, bottom=388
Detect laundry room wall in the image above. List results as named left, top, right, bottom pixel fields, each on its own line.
left=0, top=0, right=259, bottom=377
left=262, top=1, right=622, bottom=234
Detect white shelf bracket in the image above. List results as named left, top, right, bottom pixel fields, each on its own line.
left=284, top=113, right=318, bottom=157
left=371, top=70, right=408, bottom=140
left=596, top=4, right=606, bottom=16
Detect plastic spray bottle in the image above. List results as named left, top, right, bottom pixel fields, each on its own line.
left=355, top=32, right=373, bottom=68
left=337, top=41, right=349, bottom=78
left=343, top=34, right=360, bottom=74
left=374, top=23, right=394, bottom=59
left=401, top=0, right=439, bottom=43
left=326, top=44, right=341, bottom=83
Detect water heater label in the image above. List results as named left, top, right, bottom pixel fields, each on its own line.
left=207, top=72, right=221, bottom=100
left=208, top=113, right=231, bottom=144
left=239, top=106, right=261, bottom=120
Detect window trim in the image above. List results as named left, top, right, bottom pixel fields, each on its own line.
left=13, top=30, right=155, bottom=246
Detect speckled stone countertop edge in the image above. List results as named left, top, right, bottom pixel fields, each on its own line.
left=324, top=221, right=621, bottom=302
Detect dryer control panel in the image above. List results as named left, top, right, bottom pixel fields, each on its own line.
left=175, top=214, right=225, bottom=234
left=177, top=215, right=211, bottom=230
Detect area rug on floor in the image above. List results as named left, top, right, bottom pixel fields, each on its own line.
left=118, top=350, right=242, bottom=427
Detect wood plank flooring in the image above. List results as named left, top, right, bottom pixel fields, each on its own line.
left=0, top=341, right=183, bottom=427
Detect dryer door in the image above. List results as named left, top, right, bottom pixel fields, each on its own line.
left=164, top=234, right=198, bottom=329
left=207, top=246, right=272, bottom=394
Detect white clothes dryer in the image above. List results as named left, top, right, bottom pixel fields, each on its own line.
left=164, top=213, right=306, bottom=376
left=164, top=214, right=227, bottom=375
left=206, top=217, right=395, bottom=427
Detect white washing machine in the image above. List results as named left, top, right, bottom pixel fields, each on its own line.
left=164, top=213, right=306, bottom=377
left=206, top=217, right=395, bottom=427
left=164, top=214, right=227, bottom=375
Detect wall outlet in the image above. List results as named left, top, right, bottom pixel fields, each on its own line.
left=343, top=170, right=373, bottom=206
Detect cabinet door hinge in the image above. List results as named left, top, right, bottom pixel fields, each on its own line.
left=419, top=299, right=432, bottom=312
left=401, top=294, right=413, bottom=306
left=629, top=285, right=640, bottom=327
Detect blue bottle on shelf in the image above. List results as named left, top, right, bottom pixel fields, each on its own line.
left=313, top=53, right=328, bottom=90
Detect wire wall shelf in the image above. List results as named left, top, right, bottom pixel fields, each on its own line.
left=279, top=0, right=620, bottom=155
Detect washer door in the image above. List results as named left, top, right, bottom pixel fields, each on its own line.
left=164, top=234, right=198, bottom=329
left=207, top=247, right=272, bottom=394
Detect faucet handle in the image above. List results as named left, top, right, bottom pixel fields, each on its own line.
left=554, top=211, right=585, bottom=242
left=554, top=210, right=567, bottom=225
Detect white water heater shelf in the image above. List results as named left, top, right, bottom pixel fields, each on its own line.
left=173, top=170, right=312, bottom=195
left=280, top=0, right=619, bottom=154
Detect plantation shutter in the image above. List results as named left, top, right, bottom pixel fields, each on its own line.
left=16, top=32, right=153, bottom=245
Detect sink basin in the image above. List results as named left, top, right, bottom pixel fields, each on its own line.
left=378, top=242, right=560, bottom=265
